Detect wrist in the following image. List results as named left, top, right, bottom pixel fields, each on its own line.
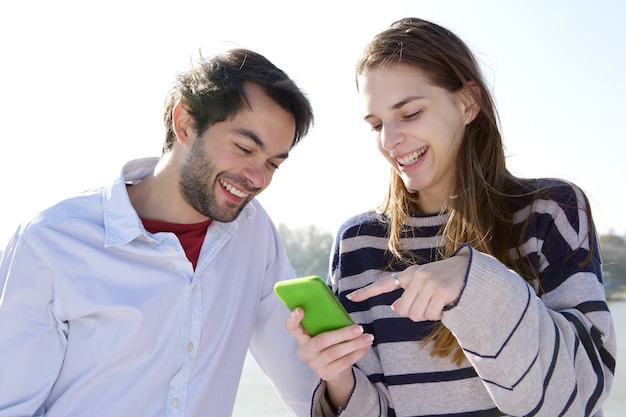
left=326, top=368, right=355, bottom=411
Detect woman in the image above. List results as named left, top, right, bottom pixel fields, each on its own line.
left=286, top=18, right=616, bottom=416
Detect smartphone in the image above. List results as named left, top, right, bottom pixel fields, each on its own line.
left=274, top=275, right=354, bottom=336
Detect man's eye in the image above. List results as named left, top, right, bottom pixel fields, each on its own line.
left=370, top=124, right=382, bottom=132
left=237, top=145, right=252, bottom=154
left=268, top=161, right=280, bottom=170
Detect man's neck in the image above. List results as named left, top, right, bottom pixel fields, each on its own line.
left=126, top=155, right=207, bottom=224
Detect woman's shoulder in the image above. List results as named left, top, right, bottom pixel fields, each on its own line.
left=537, top=178, right=583, bottom=194
left=510, top=178, right=587, bottom=210
left=509, top=178, right=592, bottom=240
left=336, top=211, right=387, bottom=240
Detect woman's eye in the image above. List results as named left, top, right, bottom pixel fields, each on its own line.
left=405, top=110, right=422, bottom=120
left=370, top=124, right=382, bottom=132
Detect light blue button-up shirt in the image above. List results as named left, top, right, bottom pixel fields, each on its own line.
left=0, top=158, right=316, bottom=417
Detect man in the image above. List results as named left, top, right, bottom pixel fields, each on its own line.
left=0, top=48, right=316, bottom=416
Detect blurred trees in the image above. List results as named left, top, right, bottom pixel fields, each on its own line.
left=600, top=234, right=626, bottom=297
left=277, top=223, right=334, bottom=279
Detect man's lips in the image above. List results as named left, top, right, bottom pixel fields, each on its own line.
left=219, top=178, right=250, bottom=199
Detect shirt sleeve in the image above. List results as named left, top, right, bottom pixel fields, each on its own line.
left=442, top=208, right=616, bottom=416
left=0, top=231, right=67, bottom=416
left=247, top=219, right=318, bottom=417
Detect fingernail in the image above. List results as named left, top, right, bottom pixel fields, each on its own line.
left=353, top=325, right=364, bottom=334
left=346, top=292, right=353, bottom=300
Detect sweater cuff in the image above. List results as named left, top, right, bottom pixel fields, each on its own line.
left=442, top=245, right=533, bottom=345
left=312, top=367, right=383, bottom=417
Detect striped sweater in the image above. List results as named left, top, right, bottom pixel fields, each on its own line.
left=311, top=180, right=616, bottom=416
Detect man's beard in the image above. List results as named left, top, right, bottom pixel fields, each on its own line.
left=179, top=138, right=255, bottom=222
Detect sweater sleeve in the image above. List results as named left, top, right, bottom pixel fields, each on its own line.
left=442, top=197, right=616, bottom=416
left=312, top=367, right=390, bottom=417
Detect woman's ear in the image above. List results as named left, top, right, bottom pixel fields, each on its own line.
left=460, top=81, right=481, bottom=125
left=172, top=102, right=195, bottom=145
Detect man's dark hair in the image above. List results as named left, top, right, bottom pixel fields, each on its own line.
left=162, top=48, right=313, bottom=154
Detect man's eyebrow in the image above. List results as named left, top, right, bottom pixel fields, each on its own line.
left=363, top=95, right=425, bottom=120
left=235, top=128, right=290, bottom=159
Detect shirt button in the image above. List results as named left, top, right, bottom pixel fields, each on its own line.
left=171, top=398, right=181, bottom=408
left=187, top=342, right=194, bottom=352
left=168, top=246, right=177, bottom=254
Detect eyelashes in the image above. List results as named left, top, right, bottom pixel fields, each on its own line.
left=367, top=109, right=424, bottom=132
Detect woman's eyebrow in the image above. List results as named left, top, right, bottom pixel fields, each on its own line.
left=392, top=95, right=425, bottom=110
left=363, top=95, right=426, bottom=120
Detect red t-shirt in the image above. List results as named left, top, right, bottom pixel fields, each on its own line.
left=141, top=218, right=212, bottom=270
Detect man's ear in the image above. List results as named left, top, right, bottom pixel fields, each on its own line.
left=172, top=102, right=195, bottom=145
left=460, top=81, right=481, bottom=125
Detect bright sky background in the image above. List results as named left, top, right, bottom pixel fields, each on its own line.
left=1, top=0, right=624, bottom=248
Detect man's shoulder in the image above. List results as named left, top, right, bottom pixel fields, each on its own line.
left=19, top=187, right=106, bottom=241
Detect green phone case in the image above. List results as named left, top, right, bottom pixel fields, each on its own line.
left=274, top=275, right=354, bottom=336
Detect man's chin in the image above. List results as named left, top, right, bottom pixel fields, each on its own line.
left=207, top=202, right=248, bottom=223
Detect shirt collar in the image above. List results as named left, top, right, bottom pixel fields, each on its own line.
left=102, top=157, right=258, bottom=247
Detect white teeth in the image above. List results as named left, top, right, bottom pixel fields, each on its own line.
left=397, top=147, right=427, bottom=166
left=220, top=179, right=249, bottom=198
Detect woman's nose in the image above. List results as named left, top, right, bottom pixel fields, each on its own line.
left=380, top=123, right=403, bottom=151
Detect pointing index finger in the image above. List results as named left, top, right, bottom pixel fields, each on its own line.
left=346, top=272, right=402, bottom=302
